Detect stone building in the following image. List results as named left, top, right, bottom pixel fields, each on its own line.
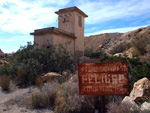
left=30, top=6, right=88, bottom=57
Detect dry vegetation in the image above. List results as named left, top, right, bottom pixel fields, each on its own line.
left=31, top=74, right=96, bottom=113
left=0, top=26, right=150, bottom=112
left=31, top=82, right=59, bottom=109
left=107, top=99, right=150, bottom=113
left=0, top=75, right=10, bottom=90
left=84, top=26, right=150, bottom=57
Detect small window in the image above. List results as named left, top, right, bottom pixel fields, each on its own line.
left=78, top=16, right=82, bottom=27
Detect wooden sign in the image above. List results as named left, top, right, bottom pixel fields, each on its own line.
left=78, top=62, right=129, bottom=95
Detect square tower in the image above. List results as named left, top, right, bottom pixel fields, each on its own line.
left=55, top=6, right=88, bottom=57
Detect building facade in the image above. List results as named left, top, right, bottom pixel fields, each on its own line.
left=30, top=6, right=88, bottom=57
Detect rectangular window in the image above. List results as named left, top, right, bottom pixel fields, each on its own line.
left=78, top=16, right=82, bottom=27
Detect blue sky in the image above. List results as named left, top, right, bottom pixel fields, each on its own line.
left=0, top=0, right=150, bottom=53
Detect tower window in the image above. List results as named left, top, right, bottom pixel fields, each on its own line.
left=78, top=16, right=82, bottom=27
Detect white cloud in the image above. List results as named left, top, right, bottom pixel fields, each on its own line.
left=1, top=0, right=149, bottom=34
left=0, top=0, right=71, bottom=34
left=1, top=36, right=33, bottom=42
left=77, top=0, right=150, bottom=24
left=85, top=25, right=149, bottom=36
left=6, top=49, right=17, bottom=53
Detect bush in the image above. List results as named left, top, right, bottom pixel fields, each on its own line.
left=31, top=82, right=59, bottom=109
left=107, top=100, right=134, bottom=113
left=31, top=92, right=44, bottom=108
left=55, top=82, right=81, bottom=113
left=140, top=52, right=150, bottom=63
left=101, top=56, right=150, bottom=91
left=0, top=43, right=76, bottom=86
left=110, top=42, right=131, bottom=55
left=84, top=47, right=108, bottom=59
left=55, top=81, right=96, bottom=113
left=17, top=66, right=27, bottom=86
left=131, top=34, right=150, bottom=55
left=107, top=98, right=150, bottom=113
left=0, top=75, right=10, bottom=90
left=84, top=47, right=94, bottom=57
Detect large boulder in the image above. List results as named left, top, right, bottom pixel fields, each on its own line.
left=42, top=72, right=64, bottom=83
left=113, top=53, right=123, bottom=57
left=141, top=102, right=150, bottom=111
left=122, top=96, right=137, bottom=106
left=122, top=96, right=139, bottom=111
left=35, top=73, right=45, bottom=85
left=121, top=77, right=150, bottom=112
left=35, top=72, right=65, bottom=85
left=130, top=77, right=150, bottom=102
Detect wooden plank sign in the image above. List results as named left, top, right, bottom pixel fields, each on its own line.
left=78, top=62, right=129, bottom=95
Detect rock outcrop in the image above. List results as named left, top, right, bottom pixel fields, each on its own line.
left=42, top=72, right=63, bottom=82
left=35, top=72, right=64, bottom=85
left=122, top=96, right=139, bottom=110
left=141, top=102, right=150, bottom=111
left=84, top=33, right=122, bottom=52
left=130, top=77, right=150, bottom=102
left=122, top=77, right=150, bottom=112
left=84, top=26, right=150, bottom=56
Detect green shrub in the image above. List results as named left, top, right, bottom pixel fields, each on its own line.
left=84, top=47, right=94, bottom=57
left=84, top=47, right=108, bottom=59
left=131, top=34, right=150, bottom=55
left=110, top=42, right=131, bottom=55
left=0, top=43, right=76, bottom=86
left=31, top=92, right=44, bottom=108
left=101, top=56, right=150, bottom=91
left=0, top=75, right=10, bottom=90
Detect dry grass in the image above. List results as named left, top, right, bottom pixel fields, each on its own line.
left=31, top=92, right=44, bottom=108
left=107, top=98, right=150, bottom=113
left=31, top=82, right=59, bottom=109
left=55, top=81, right=82, bottom=113
left=6, top=92, right=31, bottom=109
left=107, top=100, right=131, bottom=113
left=0, top=75, right=10, bottom=91
left=69, top=73, right=78, bottom=83
left=54, top=80, right=96, bottom=113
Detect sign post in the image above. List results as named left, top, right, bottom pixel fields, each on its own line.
left=78, top=62, right=129, bottom=113
left=102, top=96, right=105, bottom=113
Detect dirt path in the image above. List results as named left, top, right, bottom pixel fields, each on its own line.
left=0, top=86, right=54, bottom=113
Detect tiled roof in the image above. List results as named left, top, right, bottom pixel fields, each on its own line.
left=30, top=27, right=77, bottom=39
left=55, top=6, right=88, bottom=17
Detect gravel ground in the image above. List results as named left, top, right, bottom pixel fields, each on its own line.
left=0, top=85, right=54, bottom=113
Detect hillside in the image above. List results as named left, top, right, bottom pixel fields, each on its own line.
left=84, top=26, right=150, bottom=55
left=84, top=33, right=123, bottom=52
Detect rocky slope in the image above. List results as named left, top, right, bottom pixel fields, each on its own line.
left=84, top=33, right=123, bottom=52
left=84, top=26, right=150, bottom=54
